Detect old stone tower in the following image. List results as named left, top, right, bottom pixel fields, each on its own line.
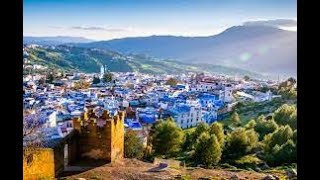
left=73, top=108, right=125, bottom=162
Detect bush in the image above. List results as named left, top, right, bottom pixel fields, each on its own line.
left=222, top=128, right=259, bottom=162
left=234, top=154, right=262, bottom=169
left=244, top=119, right=256, bottom=130
left=254, top=115, right=278, bottom=141
left=273, top=104, right=297, bottom=129
left=124, top=130, right=144, bottom=159
left=261, top=125, right=296, bottom=166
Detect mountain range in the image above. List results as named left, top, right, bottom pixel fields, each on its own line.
left=23, top=20, right=297, bottom=78
left=23, top=36, right=94, bottom=45
left=24, top=45, right=263, bottom=78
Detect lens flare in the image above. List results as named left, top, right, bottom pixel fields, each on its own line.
left=258, top=46, right=269, bottom=54
left=240, top=52, right=251, bottom=62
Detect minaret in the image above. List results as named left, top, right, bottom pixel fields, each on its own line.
left=100, top=65, right=104, bottom=79
left=104, top=65, right=108, bottom=73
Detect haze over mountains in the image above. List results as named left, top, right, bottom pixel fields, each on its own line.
left=24, top=20, right=297, bottom=78
left=23, top=36, right=94, bottom=45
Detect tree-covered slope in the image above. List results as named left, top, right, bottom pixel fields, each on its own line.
left=25, top=45, right=263, bottom=78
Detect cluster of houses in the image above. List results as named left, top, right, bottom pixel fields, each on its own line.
left=23, top=65, right=281, bottom=146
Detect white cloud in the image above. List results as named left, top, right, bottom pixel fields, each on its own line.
left=69, top=26, right=131, bottom=32
left=279, top=26, right=297, bottom=31
left=25, top=18, right=297, bottom=40
left=243, top=19, right=297, bottom=27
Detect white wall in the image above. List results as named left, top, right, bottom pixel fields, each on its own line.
left=47, top=111, right=57, bottom=128
left=175, top=107, right=202, bottom=129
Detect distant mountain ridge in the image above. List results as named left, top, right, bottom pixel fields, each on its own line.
left=75, top=22, right=296, bottom=77
left=23, top=36, right=94, bottom=45
left=24, top=45, right=264, bottom=78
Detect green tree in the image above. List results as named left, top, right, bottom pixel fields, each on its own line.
left=273, top=104, right=297, bottom=129
left=223, top=128, right=259, bottom=161
left=279, top=78, right=296, bottom=89
left=60, top=71, right=65, bottom=78
left=191, top=122, right=210, bottom=147
left=193, top=133, right=222, bottom=167
left=103, top=72, right=113, bottom=83
left=292, top=130, right=297, bottom=145
left=263, top=138, right=296, bottom=166
left=244, top=119, right=257, bottom=130
left=243, top=75, right=250, bottom=81
left=38, top=77, right=46, bottom=85
left=259, top=86, right=269, bottom=93
left=261, top=125, right=296, bottom=166
left=92, top=76, right=101, bottom=84
left=152, top=119, right=184, bottom=157
left=278, top=88, right=297, bottom=100
left=182, top=131, right=193, bottom=152
left=124, top=130, right=144, bottom=159
left=165, top=77, right=179, bottom=87
left=263, top=125, right=294, bottom=153
left=209, top=122, right=225, bottom=148
left=288, top=111, right=297, bottom=130
left=230, top=111, right=241, bottom=127
left=287, top=77, right=297, bottom=85
left=278, top=78, right=297, bottom=100
left=46, top=72, right=55, bottom=83
left=254, top=115, right=278, bottom=141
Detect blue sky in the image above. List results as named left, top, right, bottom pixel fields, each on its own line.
left=24, top=0, right=297, bottom=40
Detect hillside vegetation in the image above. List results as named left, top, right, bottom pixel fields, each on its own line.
left=25, top=45, right=263, bottom=77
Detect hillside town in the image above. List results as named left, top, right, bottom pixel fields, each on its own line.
left=23, top=43, right=298, bottom=180
left=23, top=61, right=281, bottom=148
left=22, top=0, right=299, bottom=178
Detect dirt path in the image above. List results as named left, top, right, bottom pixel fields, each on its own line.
left=59, top=159, right=273, bottom=180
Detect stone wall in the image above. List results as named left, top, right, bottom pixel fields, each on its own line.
left=23, top=148, right=55, bottom=180
left=110, top=111, right=124, bottom=162
left=23, top=109, right=125, bottom=179
left=67, top=134, right=78, bottom=165
left=53, top=145, right=65, bottom=174
left=73, top=109, right=125, bottom=162
left=23, top=146, right=65, bottom=179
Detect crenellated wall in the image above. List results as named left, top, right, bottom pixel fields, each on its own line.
left=73, top=109, right=124, bottom=162
left=23, top=109, right=125, bottom=179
